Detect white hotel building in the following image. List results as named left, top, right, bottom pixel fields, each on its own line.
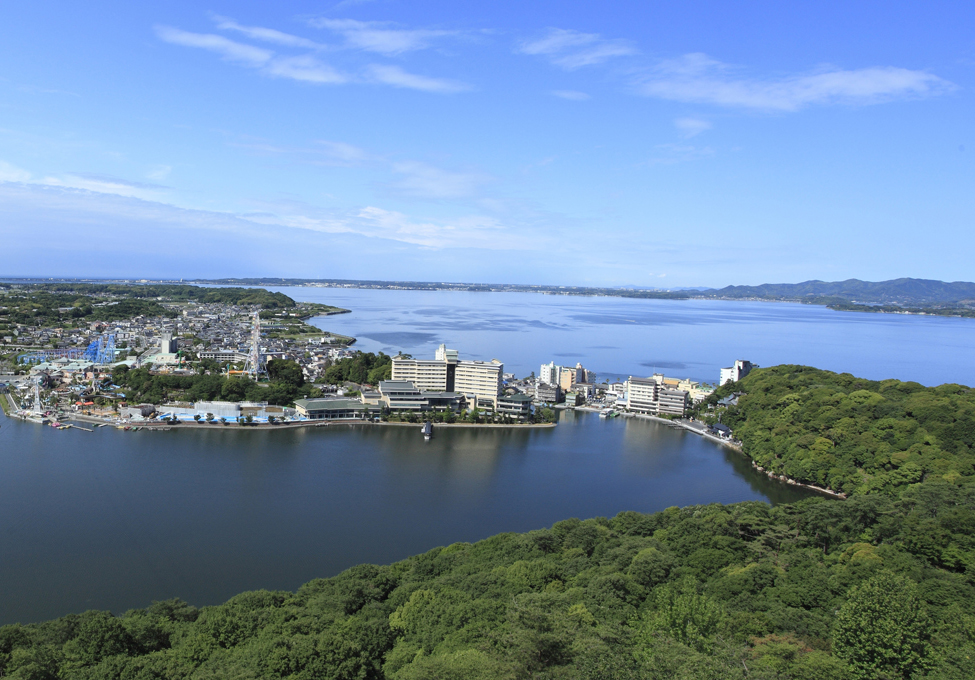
left=392, top=344, right=503, bottom=409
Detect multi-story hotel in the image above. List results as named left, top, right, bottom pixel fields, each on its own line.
left=624, top=375, right=689, bottom=416
left=392, top=344, right=503, bottom=409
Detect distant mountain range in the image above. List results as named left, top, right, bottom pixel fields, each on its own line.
left=703, top=278, right=975, bottom=306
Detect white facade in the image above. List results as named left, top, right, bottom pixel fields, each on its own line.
left=390, top=357, right=449, bottom=392
left=625, top=376, right=689, bottom=416
left=455, top=360, right=503, bottom=409
left=539, top=361, right=562, bottom=386
left=626, top=377, right=659, bottom=413
left=392, top=345, right=503, bottom=409
left=720, top=360, right=755, bottom=386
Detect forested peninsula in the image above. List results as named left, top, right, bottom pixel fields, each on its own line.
left=2, top=367, right=974, bottom=679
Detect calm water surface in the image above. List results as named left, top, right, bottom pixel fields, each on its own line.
left=287, top=287, right=975, bottom=386
left=3, top=289, right=974, bottom=624
left=0, top=412, right=807, bottom=624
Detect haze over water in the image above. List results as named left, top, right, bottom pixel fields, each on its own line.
left=294, top=287, right=975, bottom=387
left=3, top=290, right=974, bottom=625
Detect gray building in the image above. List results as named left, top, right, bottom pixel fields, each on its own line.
left=497, top=393, right=533, bottom=419
left=534, top=382, right=564, bottom=404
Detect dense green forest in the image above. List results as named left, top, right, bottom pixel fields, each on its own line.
left=112, top=360, right=318, bottom=407
left=3, top=365, right=973, bottom=679
left=18, top=284, right=296, bottom=309
left=322, top=352, right=393, bottom=386
left=706, top=278, right=975, bottom=307
left=1, top=486, right=972, bottom=679
left=704, top=365, right=975, bottom=497
left=0, top=285, right=295, bottom=328
left=0, top=292, right=176, bottom=326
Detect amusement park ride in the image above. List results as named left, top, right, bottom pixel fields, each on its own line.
left=17, top=333, right=117, bottom=366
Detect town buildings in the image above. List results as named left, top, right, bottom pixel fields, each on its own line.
left=391, top=344, right=503, bottom=409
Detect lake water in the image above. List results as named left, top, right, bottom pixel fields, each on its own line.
left=289, top=288, right=975, bottom=387
left=2, top=289, right=974, bottom=625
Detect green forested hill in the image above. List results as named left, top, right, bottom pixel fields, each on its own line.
left=2, top=489, right=973, bottom=679
left=3, top=366, right=974, bottom=680
left=707, top=278, right=975, bottom=306
left=709, top=365, right=975, bottom=496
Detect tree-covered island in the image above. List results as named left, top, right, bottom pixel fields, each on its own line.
left=1, top=365, right=973, bottom=678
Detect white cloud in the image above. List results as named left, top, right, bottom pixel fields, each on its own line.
left=638, top=53, right=953, bottom=111
left=551, top=90, right=590, bottom=101
left=674, top=118, right=712, bottom=138
left=315, top=140, right=369, bottom=163
left=390, top=161, right=490, bottom=199
left=519, top=28, right=637, bottom=70
left=0, top=160, right=31, bottom=182
left=264, top=56, right=347, bottom=84
left=212, top=16, right=324, bottom=50
left=0, top=159, right=168, bottom=200
left=156, top=24, right=466, bottom=93
left=147, top=165, right=172, bottom=181
left=366, top=65, right=468, bottom=93
left=40, top=173, right=166, bottom=200
left=309, top=18, right=456, bottom=55
left=154, top=26, right=272, bottom=66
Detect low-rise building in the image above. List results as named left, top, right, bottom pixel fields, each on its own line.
left=497, top=393, right=533, bottom=419
left=535, top=382, right=563, bottom=404
left=295, top=398, right=372, bottom=420
left=376, top=380, right=464, bottom=413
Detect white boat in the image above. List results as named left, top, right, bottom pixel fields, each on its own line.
left=420, top=421, right=433, bottom=439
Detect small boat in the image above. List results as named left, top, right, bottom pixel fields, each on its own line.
left=420, top=421, right=433, bottom=439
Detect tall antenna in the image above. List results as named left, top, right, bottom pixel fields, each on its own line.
left=245, top=311, right=264, bottom=379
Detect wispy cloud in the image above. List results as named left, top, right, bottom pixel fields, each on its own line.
left=638, top=54, right=953, bottom=111
left=0, top=160, right=169, bottom=200
left=551, top=90, right=590, bottom=101
left=264, top=56, right=347, bottom=84
left=231, top=137, right=369, bottom=166
left=366, top=65, right=468, bottom=93
left=309, top=18, right=457, bottom=55
left=0, top=160, right=31, bottom=183
left=674, top=117, right=712, bottom=138
left=519, top=28, right=637, bottom=70
left=314, top=140, right=369, bottom=164
left=40, top=173, right=167, bottom=200
left=390, top=161, right=491, bottom=199
left=155, top=26, right=272, bottom=66
left=147, top=165, right=172, bottom=181
left=156, top=23, right=466, bottom=93
left=212, top=15, right=325, bottom=50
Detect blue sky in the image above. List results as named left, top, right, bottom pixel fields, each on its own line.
left=1, top=1, right=972, bottom=286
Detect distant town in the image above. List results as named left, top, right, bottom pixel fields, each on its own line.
left=0, top=283, right=751, bottom=442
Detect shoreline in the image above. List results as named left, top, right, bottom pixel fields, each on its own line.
left=12, top=412, right=557, bottom=431
left=8, top=400, right=838, bottom=498
left=576, top=406, right=846, bottom=499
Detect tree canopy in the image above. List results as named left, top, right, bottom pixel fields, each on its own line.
left=703, top=365, right=975, bottom=496
left=3, top=364, right=973, bottom=679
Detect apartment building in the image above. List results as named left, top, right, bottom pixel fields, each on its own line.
left=392, top=344, right=503, bottom=409
left=625, top=376, right=689, bottom=416
left=539, top=361, right=562, bottom=386
left=720, top=359, right=755, bottom=386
